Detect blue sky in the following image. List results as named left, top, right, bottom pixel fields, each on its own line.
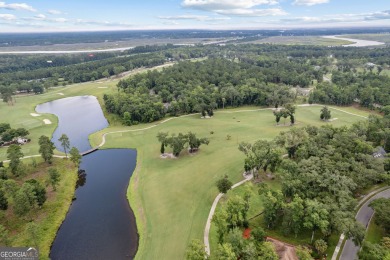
left=0, top=0, right=389, bottom=32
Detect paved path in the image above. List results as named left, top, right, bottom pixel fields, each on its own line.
left=203, top=173, right=253, bottom=255
left=339, top=188, right=390, bottom=260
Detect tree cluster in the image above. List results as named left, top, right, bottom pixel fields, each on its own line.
left=157, top=131, right=209, bottom=157
left=0, top=123, right=29, bottom=146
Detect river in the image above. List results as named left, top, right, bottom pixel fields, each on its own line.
left=322, top=35, right=385, bottom=47
left=36, top=96, right=138, bottom=259
left=0, top=46, right=134, bottom=54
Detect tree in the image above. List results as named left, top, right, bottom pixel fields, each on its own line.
left=215, top=243, right=236, bottom=260
left=320, top=106, right=331, bottom=121
left=273, top=110, right=282, bottom=125
left=13, top=183, right=36, bottom=217
left=296, top=246, right=314, bottom=260
left=39, top=135, right=55, bottom=164
left=275, top=127, right=308, bottom=158
left=0, top=190, right=8, bottom=210
left=314, top=239, right=327, bottom=257
left=26, top=179, right=47, bottom=207
left=251, top=227, right=266, bottom=243
left=213, top=209, right=228, bottom=244
left=239, top=140, right=282, bottom=176
left=284, top=195, right=305, bottom=237
left=48, top=168, right=61, bottom=191
left=6, top=144, right=24, bottom=176
left=226, top=195, right=247, bottom=228
left=263, top=190, right=284, bottom=228
left=58, top=134, right=70, bottom=157
left=70, top=147, right=82, bottom=167
left=186, top=239, right=208, bottom=260
left=187, top=132, right=209, bottom=153
left=370, top=198, right=390, bottom=233
left=0, top=225, right=9, bottom=245
left=160, top=142, right=165, bottom=154
left=303, top=199, right=329, bottom=243
left=344, top=221, right=366, bottom=247
left=258, top=242, right=279, bottom=260
left=227, top=228, right=246, bottom=256
left=216, top=175, right=233, bottom=194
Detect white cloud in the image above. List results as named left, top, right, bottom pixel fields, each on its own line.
left=0, top=2, right=36, bottom=12
left=0, top=13, right=15, bottom=20
left=293, top=0, right=329, bottom=6
left=53, top=17, right=67, bottom=23
left=34, top=14, right=46, bottom=20
left=182, top=0, right=285, bottom=17
left=217, top=8, right=286, bottom=16
left=159, top=14, right=230, bottom=21
left=47, top=9, right=62, bottom=15
left=182, top=0, right=278, bottom=10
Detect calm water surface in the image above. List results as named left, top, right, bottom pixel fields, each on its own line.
left=36, top=96, right=108, bottom=153
left=50, top=149, right=138, bottom=260
left=36, top=96, right=138, bottom=259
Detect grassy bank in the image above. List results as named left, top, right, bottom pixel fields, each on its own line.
left=1, top=158, right=78, bottom=259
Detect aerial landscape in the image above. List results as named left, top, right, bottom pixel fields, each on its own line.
left=1, top=1, right=390, bottom=260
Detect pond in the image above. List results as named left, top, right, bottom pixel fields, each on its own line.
left=36, top=96, right=138, bottom=259
left=36, top=96, right=109, bottom=153
left=50, top=149, right=138, bottom=260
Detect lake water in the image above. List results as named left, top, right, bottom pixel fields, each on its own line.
left=37, top=96, right=138, bottom=259
left=50, top=149, right=138, bottom=260
left=322, top=35, right=385, bottom=47
left=36, top=96, right=109, bottom=153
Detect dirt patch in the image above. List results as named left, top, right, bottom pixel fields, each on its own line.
left=160, top=153, right=177, bottom=159
left=267, top=237, right=298, bottom=260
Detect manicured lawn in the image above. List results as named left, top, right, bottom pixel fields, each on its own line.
left=90, top=105, right=372, bottom=260
left=0, top=69, right=375, bottom=260
left=1, top=158, right=78, bottom=260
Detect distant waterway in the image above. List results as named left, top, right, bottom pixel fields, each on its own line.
left=0, top=46, right=134, bottom=54
left=36, top=96, right=108, bottom=153
left=322, top=35, right=385, bottom=47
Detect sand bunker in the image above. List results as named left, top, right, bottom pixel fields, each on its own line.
left=98, top=87, right=108, bottom=89
left=30, top=113, right=41, bottom=117
left=43, top=119, right=52, bottom=125
left=58, top=93, right=64, bottom=96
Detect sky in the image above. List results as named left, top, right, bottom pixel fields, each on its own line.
left=0, top=0, right=389, bottom=32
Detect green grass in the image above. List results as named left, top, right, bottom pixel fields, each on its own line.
left=250, top=36, right=353, bottom=46
left=0, top=70, right=375, bottom=260
left=0, top=158, right=78, bottom=260
left=366, top=215, right=386, bottom=244
left=89, top=105, right=371, bottom=260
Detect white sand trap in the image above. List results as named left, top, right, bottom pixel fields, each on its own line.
left=98, top=87, right=108, bottom=89
left=43, top=119, right=52, bottom=125
left=30, top=113, right=41, bottom=117
left=329, top=118, right=339, bottom=122
left=58, top=93, right=64, bottom=96
left=97, top=82, right=103, bottom=84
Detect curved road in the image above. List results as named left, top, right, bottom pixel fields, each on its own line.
left=339, top=188, right=390, bottom=260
